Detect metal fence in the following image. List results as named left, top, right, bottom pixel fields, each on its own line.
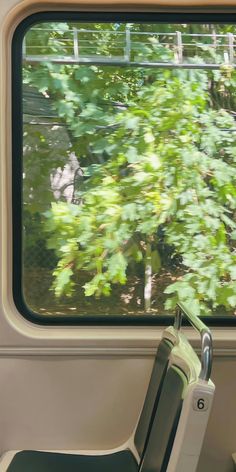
left=24, top=28, right=236, bottom=69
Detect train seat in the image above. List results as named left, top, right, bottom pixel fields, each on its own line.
left=0, top=304, right=215, bottom=472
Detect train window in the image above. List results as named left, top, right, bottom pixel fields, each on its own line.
left=12, top=13, right=236, bottom=325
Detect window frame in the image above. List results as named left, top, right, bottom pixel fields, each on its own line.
left=12, top=10, right=236, bottom=326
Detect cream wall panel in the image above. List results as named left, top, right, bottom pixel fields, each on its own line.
left=0, top=356, right=153, bottom=453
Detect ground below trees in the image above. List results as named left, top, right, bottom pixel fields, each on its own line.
left=23, top=267, right=234, bottom=318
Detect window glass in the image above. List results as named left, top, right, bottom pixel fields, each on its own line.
left=15, top=16, right=236, bottom=321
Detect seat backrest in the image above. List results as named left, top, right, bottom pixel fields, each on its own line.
left=139, top=363, right=187, bottom=472
left=137, top=330, right=215, bottom=472
left=134, top=328, right=177, bottom=457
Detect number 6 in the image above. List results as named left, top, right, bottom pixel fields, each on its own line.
left=197, top=398, right=205, bottom=410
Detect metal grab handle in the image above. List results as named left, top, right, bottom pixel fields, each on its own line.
left=174, top=302, right=213, bottom=382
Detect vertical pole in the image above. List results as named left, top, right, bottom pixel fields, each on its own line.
left=23, top=37, right=26, bottom=58
left=212, top=31, right=217, bottom=50
left=174, top=305, right=183, bottom=331
left=228, top=32, right=234, bottom=64
left=73, top=27, right=79, bottom=61
left=144, top=242, right=152, bottom=313
left=125, top=26, right=131, bottom=63
left=176, top=31, right=183, bottom=64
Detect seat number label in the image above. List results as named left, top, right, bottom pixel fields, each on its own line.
left=193, top=395, right=209, bottom=412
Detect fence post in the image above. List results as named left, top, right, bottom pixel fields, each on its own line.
left=176, top=31, right=183, bottom=63
left=125, top=26, right=131, bottom=62
left=23, top=37, right=26, bottom=58
left=73, top=27, right=79, bottom=61
left=228, top=32, right=234, bottom=63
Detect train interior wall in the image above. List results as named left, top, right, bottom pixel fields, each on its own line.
left=1, top=2, right=236, bottom=472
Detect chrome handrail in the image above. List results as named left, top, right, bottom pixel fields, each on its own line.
left=174, top=302, right=213, bottom=382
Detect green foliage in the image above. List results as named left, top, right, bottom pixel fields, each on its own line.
left=23, top=22, right=236, bottom=315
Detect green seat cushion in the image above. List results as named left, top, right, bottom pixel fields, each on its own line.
left=7, top=450, right=138, bottom=472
